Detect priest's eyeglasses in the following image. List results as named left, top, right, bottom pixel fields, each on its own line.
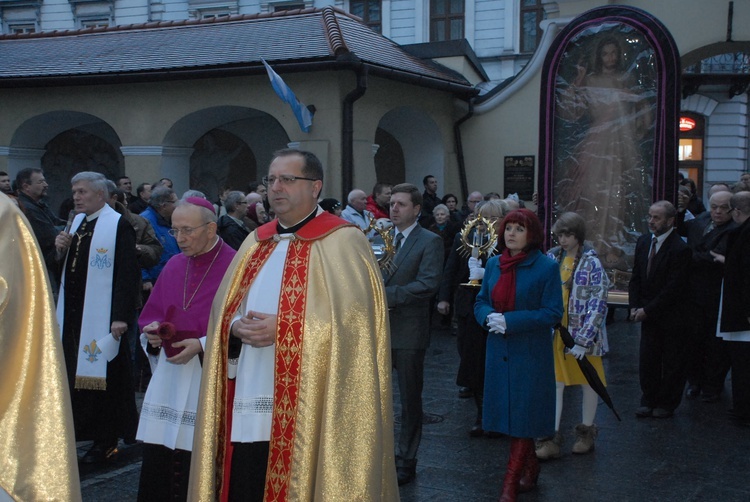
left=263, top=175, right=319, bottom=186
left=168, top=222, right=209, bottom=237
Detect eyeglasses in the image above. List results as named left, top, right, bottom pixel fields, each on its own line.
left=262, top=175, right=319, bottom=186
left=168, top=222, right=209, bottom=237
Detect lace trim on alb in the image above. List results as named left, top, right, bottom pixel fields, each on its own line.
left=234, top=395, right=274, bottom=415
left=140, top=402, right=196, bottom=426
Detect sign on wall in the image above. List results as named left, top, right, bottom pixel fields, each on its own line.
left=503, top=156, right=535, bottom=202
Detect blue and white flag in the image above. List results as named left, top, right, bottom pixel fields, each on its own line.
left=261, top=58, right=314, bottom=133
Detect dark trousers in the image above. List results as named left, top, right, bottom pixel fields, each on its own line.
left=455, top=314, right=487, bottom=420
left=728, top=341, right=750, bottom=418
left=138, top=444, right=191, bottom=502
left=392, top=348, right=426, bottom=466
left=686, top=308, right=731, bottom=395
left=639, top=322, right=688, bottom=411
left=229, top=441, right=270, bottom=502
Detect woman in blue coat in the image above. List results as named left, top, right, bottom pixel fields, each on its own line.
left=475, top=209, right=563, bottom=501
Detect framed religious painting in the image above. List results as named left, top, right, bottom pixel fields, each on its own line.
left=537, top=6, right=680, bottom=303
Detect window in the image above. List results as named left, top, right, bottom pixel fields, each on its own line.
left=7, top=23, right=36, bottom=34
left=678, top=113, right=705, bottom=192
left=198, top=9, right=231, bottom=19
left=430, top=0, right=463, bottom=42
left=520, top=0, right=545, bottom=53
left=350, top=0, right=381, bottom=33
left=80, top=18, right=111, bottom=29
left=273, top=3, right=305, bottom=11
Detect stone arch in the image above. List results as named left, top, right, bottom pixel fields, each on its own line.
left=162, top=106, right=290, bottom=200
left=10, top=111, right=123, bottom=212
left=375, top=106, right=444, bottom=189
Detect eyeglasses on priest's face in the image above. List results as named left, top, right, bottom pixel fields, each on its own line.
left=262, top=174, right=319, bottom=186
left=168, top=222, right=209, bottom=237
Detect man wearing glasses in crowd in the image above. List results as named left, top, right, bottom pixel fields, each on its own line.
left=140, top=187, right=180, bottom=295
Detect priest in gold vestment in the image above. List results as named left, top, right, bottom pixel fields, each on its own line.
left=0, top=193, right=81, bottom=501
left=188, top=149, right=399, bottom=501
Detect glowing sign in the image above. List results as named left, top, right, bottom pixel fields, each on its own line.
left=680, top=117, right=696, bottom=132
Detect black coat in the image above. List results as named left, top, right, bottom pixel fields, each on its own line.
left=217, top=215, right=250, bottom=251
left=629, top=229, right=692, bottom=331
left=720, top=218, right=750, bottom=332
left=682, top=212, right=736, bottom=305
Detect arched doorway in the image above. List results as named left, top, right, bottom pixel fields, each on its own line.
left=376, top=107, right=445, bottom=188
left=163, top=106, right=290, bottom=201
left=11, top=111, right=123, bottom=214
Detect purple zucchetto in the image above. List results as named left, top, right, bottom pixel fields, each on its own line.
left=184, top=197, right=215, bottom=213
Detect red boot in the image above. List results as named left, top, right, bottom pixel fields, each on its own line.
left=499, top=437, right=526, bottom=502
left=518, top=439, right=540, bottom=493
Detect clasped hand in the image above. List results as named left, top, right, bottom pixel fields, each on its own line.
left=232, top=310, right=277, bottom=348
left=142, top=321, right=202, bottom=364
left=487, top=312, right=506, bottom=334
left=569, top=345, right=587, bottom=360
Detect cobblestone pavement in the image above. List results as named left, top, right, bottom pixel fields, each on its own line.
left=81, top=311, right=750, bottom=501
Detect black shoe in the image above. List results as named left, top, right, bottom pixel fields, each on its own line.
left=396, top=465, right=416, bottom=486
left=80, top=442, right=118, bottom=464
left=685, top=385, right=700, bottom=399
left=469, top=424, right=484, bottom=437
left=652, top=408, right=674, bottom=419
left=485, top=431, right=504, bottom=439
left=458, top=387, right=473, bottom=399
left=635, top=406, right=653, bottom=418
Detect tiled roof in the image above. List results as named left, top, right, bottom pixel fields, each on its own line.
left=0, top=7, right=475, bottom=95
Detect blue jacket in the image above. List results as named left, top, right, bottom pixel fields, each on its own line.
left=475, top=249, right=563, bottom=437
left=140, top=206, right=180, bottom=283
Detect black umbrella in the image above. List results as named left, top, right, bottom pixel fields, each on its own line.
left=555, top=323, right=622, bottom=422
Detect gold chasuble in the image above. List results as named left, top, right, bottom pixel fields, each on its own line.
left=189, top=212, right=399, bottom=501
left=0, top=194, right=82, bottom=501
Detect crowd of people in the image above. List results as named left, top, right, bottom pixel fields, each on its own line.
left=1, top=161, right=749, bottom=501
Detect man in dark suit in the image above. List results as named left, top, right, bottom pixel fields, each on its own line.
left=383, top=183, right=443, bottom=485
left=715, top=191, right=750, bottom=426
left=629, top=200, right=692, bottom=419
left=678, top=190, right=735, bottom=401
left=217, top=190, right=250, bottom=250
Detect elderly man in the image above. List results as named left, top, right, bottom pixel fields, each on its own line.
left=54, top=172, right=140, bottom=463
left=189, top=149, right=398, bottom=501
left=461, top=190, right=484, bottom=221
left=341, top=188, right=374, bottom=231
left=218, top=190, right=251, bottom=250
left=141, top=186, right=180, bottom=291
left=715, top=191, right=750, bottom=426
left=680, top=190, right=736, bottom=401
left=629, top=201, right=692, bottom=419
left=384, top=183, right=443, bottom=485
left=136, top=198, right=236, bottom=501
left=367, top=182, right=392, bottom=220
left=15, top=168, right=65, bottom=294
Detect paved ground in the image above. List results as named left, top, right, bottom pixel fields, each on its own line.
left=80, top=310, right=750, bottom=501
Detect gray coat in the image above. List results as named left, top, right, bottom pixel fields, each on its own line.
left=383, top=225, right=443, bottom=350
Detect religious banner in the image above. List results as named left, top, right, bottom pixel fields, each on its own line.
left=537, top=6, right=680, bottom=300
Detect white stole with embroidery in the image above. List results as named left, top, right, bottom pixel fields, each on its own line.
left=56, top=204, right=121, bottom=390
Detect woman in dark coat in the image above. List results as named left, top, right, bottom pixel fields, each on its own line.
left=475, top=209, right=563, bottom=501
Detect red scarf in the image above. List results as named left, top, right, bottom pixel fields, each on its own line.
left=491, top=248, right=528, bottom=313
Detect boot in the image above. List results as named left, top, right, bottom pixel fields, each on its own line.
left=518, top=439, right=540, bottom=493
left=535, top=431, right=563, bottom=460
left=499, top=437, right=526, bottom=502
left=571, top=424, right=597, bottom=454
left=469, top=396, right=484, bottom=437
